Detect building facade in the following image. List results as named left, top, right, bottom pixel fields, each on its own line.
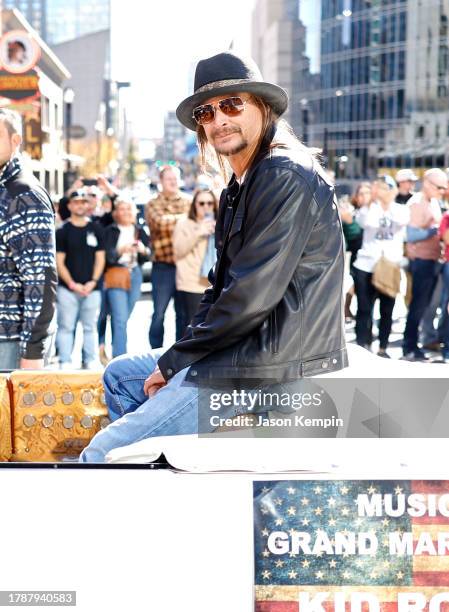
left=3, top=0, right=110, bottom=44
left=252, top=0, right=303, bottom=134
left=297, top=0, right=449, bottom=182
left=1, top=8, right=70, bottom=197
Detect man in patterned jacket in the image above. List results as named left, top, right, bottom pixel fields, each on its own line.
left=0, top=109, right=57, bottom=369
left=145, top=166, right=191, bottom=348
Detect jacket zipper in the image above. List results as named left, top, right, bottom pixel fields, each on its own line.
left=270, top=309, right=279, bottom=354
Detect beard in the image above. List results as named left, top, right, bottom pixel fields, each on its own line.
left=212, top=128, right=248, bottom=156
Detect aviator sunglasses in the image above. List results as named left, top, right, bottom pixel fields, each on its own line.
left=192, top=96, right=247, bottom=125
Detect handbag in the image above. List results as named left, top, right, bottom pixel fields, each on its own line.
left=104, top=266, right=131, bottom=290
left=371, top=254, right=401, bottom=298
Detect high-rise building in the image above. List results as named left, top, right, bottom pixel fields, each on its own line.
left=298, top=0, right=449, bottom=181
left=251, top=0, right=303, bottom=134
left=3, top=0, right=110, bottom=45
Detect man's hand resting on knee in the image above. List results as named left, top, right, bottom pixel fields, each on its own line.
left=143, top=367, right=167, bottom=397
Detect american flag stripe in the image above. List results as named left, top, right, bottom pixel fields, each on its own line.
left=255, top=585, right=449, bottom=600
left=413, top=525, right=449, bottom=538
left=255, top=600, right=449, bottom=611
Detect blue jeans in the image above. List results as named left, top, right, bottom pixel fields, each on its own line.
left=79, top=349, right=200, bottom=462
left=97, top=285, right=110, bottom=346
left=403, top=259, right=439, bottom=354
left=420, top=262, right=443, bottom=345
left=0, top=340, right=20, bottom=370
left=79, top=349, right=275, bottom=463
left=149, top=262, right=184, bottom=348
left=107, top=266, right=142, bottom=358
left=56, top=287, right=101, bottom=365
left=440, top=262, right=449, bottom=356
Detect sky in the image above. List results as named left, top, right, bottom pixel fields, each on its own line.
left=111, top=0, right=256, bottom=140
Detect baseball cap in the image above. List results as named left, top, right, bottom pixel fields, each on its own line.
left=376, top=175, right=397, bottom=190
left=395, top=169, right=418, bottom=183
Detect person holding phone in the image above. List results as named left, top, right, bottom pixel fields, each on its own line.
left=173, top=189, right=218, bottom=335
left=103, top=198, right=150, bottom=357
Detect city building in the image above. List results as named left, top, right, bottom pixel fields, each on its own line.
left=3, top=0, right=110, bottom=45
left=160, top=111, right=186, bottom=162
left=296, top=0, right=449, bottom=182
left=52, top=29, right=110, bottom=141
left=251, top=0, right=303, bottom=134
left=1, top=8, right=70, bottom=197
left=52, top=26, right=129, bottom=178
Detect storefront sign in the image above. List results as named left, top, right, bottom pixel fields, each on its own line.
left=0, top=69, right=39, bottom=102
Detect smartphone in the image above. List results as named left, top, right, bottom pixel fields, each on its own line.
left=83, top=178, right=98, bottom=186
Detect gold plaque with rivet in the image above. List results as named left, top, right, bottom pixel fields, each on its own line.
left=100, top=393, right=106, bottom=405
left=23, top=392, right=36, bottom=406
left=81, top=391, right=93, bottom=405
left=81, top=415, right=93, bottom=429
left=43, top=392, right=56, bottom=406
left=62, top=392, right=74, bottom=405
left=23, top=414, right=36, bottom=427
left=100, top=417, right=110, bottom=429
left=42, top=415, right=54, bottom=428
left=63, top=415, right=74, bottom=429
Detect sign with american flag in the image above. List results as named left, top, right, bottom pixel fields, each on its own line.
left=254, top=480, right=449, bottom=612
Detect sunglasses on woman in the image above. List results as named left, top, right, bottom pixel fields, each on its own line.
left=192, top=96, right=247, bottom=125
left=196, top=200, right=215, bottom=206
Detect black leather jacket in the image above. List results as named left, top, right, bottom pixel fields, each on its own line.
left=158, top=146, right=348, bottom=382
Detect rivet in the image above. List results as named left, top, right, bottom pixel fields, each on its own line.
left=81, top=391, right=93, bottom=405
left=321, top=361, right=329, bottom=369
left=23, top=414, right=36, bottom=427
left=23, top=392, right=36, bottom=406
left=63, top=415, right=74, bottom=429
left=25, top=447, right=29, bottom=452
left=100, top=417, right=110, bottom=429
left=190, top=370, right=197, bottom=377
left=81, top=415, right=93, bottom=429
left=42, top=415, right=54, bottom=428
left=167, top=368, right=173, bottom=376
left=62, top=392, right=74, bottom=405
left=332, top=358, right=337, bottom=364
left=43, top=392, right=56, bottom=406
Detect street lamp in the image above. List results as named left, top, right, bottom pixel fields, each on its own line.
left=94, top=119, right=103, bottom=173
left=63, top=87, right=75, bottom=173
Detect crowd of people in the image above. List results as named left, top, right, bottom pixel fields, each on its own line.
left=340, top=168, right=449, bottom=362
left=55, top=163, right=449, bottom=368
left=53, top=165, right=219, bottom=369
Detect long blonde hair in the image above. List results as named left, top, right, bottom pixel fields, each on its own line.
left=196, top=94, right=323, bottom=182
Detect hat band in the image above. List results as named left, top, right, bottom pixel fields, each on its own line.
left=195, top=78, right=254, bottom=94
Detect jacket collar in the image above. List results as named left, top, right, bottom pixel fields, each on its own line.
left=0, top=156, right=22, bottom=188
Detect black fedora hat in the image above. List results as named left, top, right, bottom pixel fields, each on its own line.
left=176, top=52, right=289, bottom=131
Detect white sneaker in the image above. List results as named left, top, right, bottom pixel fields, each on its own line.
left=59, top=362, right=73, bottom=370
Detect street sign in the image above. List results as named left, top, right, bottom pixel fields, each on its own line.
left=23, top=107, right=42, bottom=160
left=0, top=69, right=39, bottom=102
left=67, top=125, right=86, bottom=139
